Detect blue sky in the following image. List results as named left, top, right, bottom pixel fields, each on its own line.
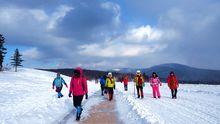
left=1, top=0, right=220, bottom=70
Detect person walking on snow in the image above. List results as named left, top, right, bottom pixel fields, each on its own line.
left=167, top=71, right=179, bottom=99
left=150, top=72, right=162, bottom=98
left=68, top=67, right=88, bottom=121
left=99, top=75, right=106, bottom=96
left=123, top=75, right=129, bottom=91
left=134, top=70, right=144, bottom=99
left=52, top=73, right=68, bottom=98
left=105, top=72, right=115, bottom=101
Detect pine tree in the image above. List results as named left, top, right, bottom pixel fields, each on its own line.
left=11, top=49, right=23, bottom=72
left=0, top=34, right=7, bottom=71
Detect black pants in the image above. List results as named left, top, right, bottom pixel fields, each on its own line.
left=124, top=84, right=128, bottom=91
left=107, top=87, right=114, bottom=101
left=171, top=89, right=177, bottom=98
left=101, top=84, right=105, bottom=95
left=136, top=86, right=144, bottom=98
left=55, top=86, right=63, bottom=92
left=73, top=95, right=84, bottom=108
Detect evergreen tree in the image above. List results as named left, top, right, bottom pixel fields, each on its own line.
left=0, top=34, right=7, bottom=71
left=11, top=49, right=23, bottom=72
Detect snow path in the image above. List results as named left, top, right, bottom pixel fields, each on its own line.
left=80, top=92, right=123, bottom=124
left=59, top=90, right=125, bottom=124
left=58, top=91, right=104, bottom=124
left=116, top=82, right=220, bottom=124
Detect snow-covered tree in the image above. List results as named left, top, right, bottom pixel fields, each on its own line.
left=0, top=34, right=7, bottom=71
left=11, top=49, right=23, bottom=72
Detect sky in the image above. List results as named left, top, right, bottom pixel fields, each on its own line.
left=0, top=0, right=220, bottom=70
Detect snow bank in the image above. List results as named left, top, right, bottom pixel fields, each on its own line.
left=116, top=82, right=220, bottom=124
left=0, top=68, right=100, bottom=124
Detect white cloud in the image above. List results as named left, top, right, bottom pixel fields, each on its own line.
left=78, top=39, right=167, bottom=58
left=29, top=9, right=48, bottom=21
left=47, top=5, right=73, bottom=30
left=101, top=2, right=121, bottom=26
left=78, top=25, right=170, bottom=58
left=22, top=47, right=41, bottom=60
left=123, top=25, right=163, bottom=43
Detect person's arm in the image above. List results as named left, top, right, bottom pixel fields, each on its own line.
left=158, top=78, right=162, bottom=86
left=52, top=78, right=55, bottom=89
left=69, top=77, right=74, bottom=97
left=176, top=77, right=179, bottom=88
left=167, top=77, right=170, bottom=88
left=142, top=76, right=145, bottom=83
left=134, top=77, right=137, bottom=86
left=105, top=79, right=108, bottom=87
left=114, top=78, right=116, bottom=89
left=61, top=77, right=68, bottom=88
left=83, top=78, right=88, bottom=99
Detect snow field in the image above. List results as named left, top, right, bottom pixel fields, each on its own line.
left=115, top=82, right=220, bottom=124
left=0, top=68, right=100, bottom=124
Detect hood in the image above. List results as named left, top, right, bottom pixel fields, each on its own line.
left=75, top=67, right=83, bottom=78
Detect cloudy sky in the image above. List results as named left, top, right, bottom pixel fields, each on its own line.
left=0, top=0, right=220, bottom=70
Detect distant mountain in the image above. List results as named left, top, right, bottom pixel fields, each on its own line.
left=39, top=63, right=220, bottom=84
left=117, top=63, right=220, bottom=84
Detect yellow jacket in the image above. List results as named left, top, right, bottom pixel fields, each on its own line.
left=105, top=77, right=115, bottom=88
left=134, top=75, right=144, bottom=86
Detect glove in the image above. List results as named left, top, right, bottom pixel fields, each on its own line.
left=85, top=93, right=88, bottom=99
left=68, top=92, right=72, bottom=97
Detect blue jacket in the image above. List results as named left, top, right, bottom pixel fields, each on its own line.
left=53, top=76, right=66, bottom=87
left=100, top=77, right=106, bottom=85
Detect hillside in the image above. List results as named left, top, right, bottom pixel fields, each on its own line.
left=118, top=63, right=220, bottom=84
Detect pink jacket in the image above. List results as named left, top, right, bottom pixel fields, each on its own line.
left=150, top=77, right=162, bottom=87
left=69, top=67, right=88, bottom=96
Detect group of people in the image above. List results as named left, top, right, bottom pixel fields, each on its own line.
left=52, top=67, right=88, bottom=121
left=99, top=72, right=116, bottom=101
left=122, top=70, right=179, bottom=99
left=51, top=67, right=179, bottom=121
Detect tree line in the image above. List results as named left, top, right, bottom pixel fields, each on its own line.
left=0, top=34, right=23, bottom=72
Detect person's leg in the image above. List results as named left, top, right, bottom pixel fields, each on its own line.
left=60, top=86, right=63, bottom=97
left=73, top=96, right=77, bottom=108
left=156, top=86, right=161, bottom=98
left=140, top=86, right=144, bottom=98
left=78, top=95, right=84, bottom=106
left=73, top=95, right=84, bottom=108
left=136, top=86, right=140, bottom=98
left=75, top=95, right=84, bottom=120
left=125, top=85, right=128, bottom=91
left=112, top=88, right=114, bottom=100
left=56, top=87, right=62, bottom=98
left=101, top=85, right=104, bottom=95
left=171, top=89, right=174, bottom=98
left=175, top=89, right=177, bottom=99
left=152, top=86, right=156, bottom=98
left=109, top=88, right=113, bottom=101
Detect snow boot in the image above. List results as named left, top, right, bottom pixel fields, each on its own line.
left=76, top=106, right=82, bottom=121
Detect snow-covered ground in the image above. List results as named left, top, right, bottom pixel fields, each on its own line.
left=116, top=82, right=220, bottom=124
left=0, top=68, right=100, bottom=124
left=1, top=68, right=220, bottom=124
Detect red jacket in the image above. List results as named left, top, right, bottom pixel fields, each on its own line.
left=123, top=76, right=129, bottom=85
left=69, top=67, right=88, bottom=96
left=167, top=75, right=179, bottom=89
